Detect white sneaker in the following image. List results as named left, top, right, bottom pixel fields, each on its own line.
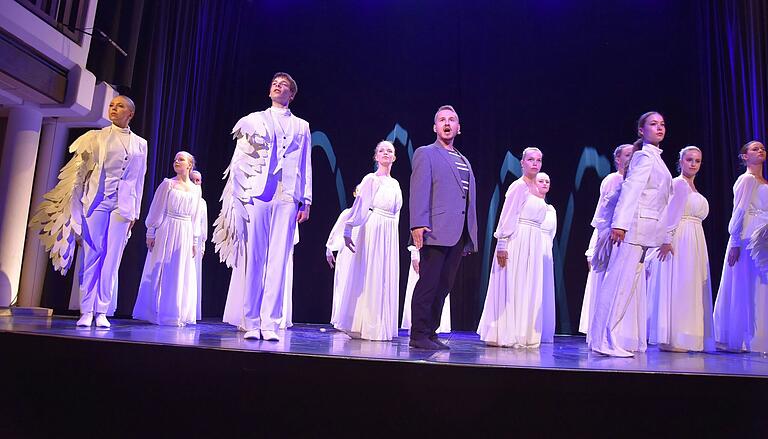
left=261, top=330, right=280, bottom=342
left=243, top=329, right=261, bottom=340
left=76, top=312, right=93, bottom=327
left=95, top=313, right=111, bottom=328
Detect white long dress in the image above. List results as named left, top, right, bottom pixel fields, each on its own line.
left=194, top=198, right=208, bottom=321
left=580, top=172, right=623, bottom=335
left=133, top=179, right=201, bottom=326
left=333, top=173, right=402, bottom=341
left=541, top=204, right=557, bottom=343
left=401, top=246, right=451, bottom=333
left=326, top=208, right=354, bottom=325
left=478, top=179, right=548, bottom=348
left=646, top=177, right=715, bottom=351
left=714, top=174, right=768, bottom=352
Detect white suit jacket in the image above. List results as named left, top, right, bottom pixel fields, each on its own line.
left=231, top=108, right=312, bottom=206
left=76, top=125, right=148, bottom=221
left=611, top=144, right=672, bottom=247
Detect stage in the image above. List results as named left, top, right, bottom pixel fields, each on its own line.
left=2, top=315, right=767, bottom=437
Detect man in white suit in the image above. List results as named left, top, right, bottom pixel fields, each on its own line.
left=589, top=111, right=672, bottom=357
left=214, top=72, right=312, bottom=342
left=31, top=95, right=148, bottom=328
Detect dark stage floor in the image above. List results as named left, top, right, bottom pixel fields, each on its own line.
left=2, top=314, right=767, bottom=378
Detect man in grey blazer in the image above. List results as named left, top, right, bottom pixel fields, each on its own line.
left=409, top=105, right=478, bottom=350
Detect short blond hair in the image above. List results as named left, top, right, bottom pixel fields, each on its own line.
left=434, top=105, right=459, bottom=123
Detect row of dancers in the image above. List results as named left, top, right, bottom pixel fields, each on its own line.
left=30, top=72, right=767, bottom=355
left=581, top=113, right=768, bottom=356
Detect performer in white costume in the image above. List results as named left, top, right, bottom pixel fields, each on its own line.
left=535, top=172, right=557, bottom=343
left=589, top=112, right=672, bottom=357
left=326, top=207, right=353, bottom=325
left=646, top=146, right=715, bottom=352
left=213, top=73, right=312, bottom=342
left=30, top=95, right=148, bottom=328
left=332, top=141, right=402, bottom=341
left=714, top=140, right=768, bottom=352
left=190, top=170, right=208, bottom=321
left=401, top=245, right=451, bottom=334
left=478, top=147, right=548, bottom=348
left=133, top=152, right=202, bottom=326
left=580, top=144, right=634, bottom=337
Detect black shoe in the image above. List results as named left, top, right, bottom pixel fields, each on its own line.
left=409, top=338, right=440, bottom=350
left=429, top=336, right=450, bottom=350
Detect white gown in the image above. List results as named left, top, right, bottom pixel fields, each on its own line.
left=133, top=179, right=201, bottom=326
left=194, top=198, right=208, bottom=321
left=580, top=172, right=623, bottom=335
left=333, top=174, right=402, bottom=341
left=401, top=246, right=451, bottom=333
left=714, top=174, right=768, bottom=352
left=478, top=179, right=548, bottom=348
left=646, top=177, right=715, bottom=351
left=326, top=208, right=354, bottom=326
left=541, top=204, right=557, bottom=343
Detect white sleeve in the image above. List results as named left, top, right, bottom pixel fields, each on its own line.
left=727, top=174, right=758, bottom=247
left=145, top=179, right=172, bottom=239
left=494, top=179, right=528, bottom=251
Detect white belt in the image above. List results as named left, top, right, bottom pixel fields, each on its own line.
left=518, top=218, right=541, bottom=228
left=369, top=207, right=396, bottom=218
left=166, top=212, right=191, bottom=220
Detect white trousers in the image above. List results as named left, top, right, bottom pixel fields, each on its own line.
left=80, top=208, right=131, bottom=314
left=223, top=183, right=298, bottom=332
left=589, top=242, right=648, bottom=356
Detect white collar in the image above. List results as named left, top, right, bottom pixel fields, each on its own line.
left=268, top=106, right=292, bottom=117
left=642, top=143, right=663, bottom=155
left=111, top=124, right=131, bottom=134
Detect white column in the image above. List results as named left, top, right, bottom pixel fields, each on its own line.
left=0, top=106, right=43, bottom=306
left=17, top=120, right=70, bottom=307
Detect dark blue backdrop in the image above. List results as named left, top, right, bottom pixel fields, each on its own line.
left=40, top=0, right=767, bottom=333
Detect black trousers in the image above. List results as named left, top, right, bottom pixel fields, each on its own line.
left=410, top=231, right=467, bottom=340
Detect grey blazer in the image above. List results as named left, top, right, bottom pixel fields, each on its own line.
left=409, top=142, right=478, bottom=252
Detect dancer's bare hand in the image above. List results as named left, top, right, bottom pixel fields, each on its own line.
left=658, top=243, right=674, bottom=261
left=727, top=247, right=740, bottom=266
left=297, top=205, right=311, bottom=223
left=344, top=236, right=356, bottom=253
left=146, top=237, right=155, bottom=251
left=496, top=250, right=508, bottom=268
left=411, top=259, right=419, bottom=274
left=326, top=251, right=336, bottom=269
left=610, top=228, right=626, bottom=246
left=192, top=245, right=197, bottom=258
left=411, top=227, right=431, bottom=250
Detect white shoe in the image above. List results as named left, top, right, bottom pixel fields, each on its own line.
left=95, top=313, right=111, bottom=328
left=243, top=329, right=261, bottom=340
left=261, top=330, right=280, bottom=342
left=76, top=312, right=93, bottom=327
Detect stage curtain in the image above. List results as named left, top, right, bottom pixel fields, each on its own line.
left=112, top=1, right=245, bottom=316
